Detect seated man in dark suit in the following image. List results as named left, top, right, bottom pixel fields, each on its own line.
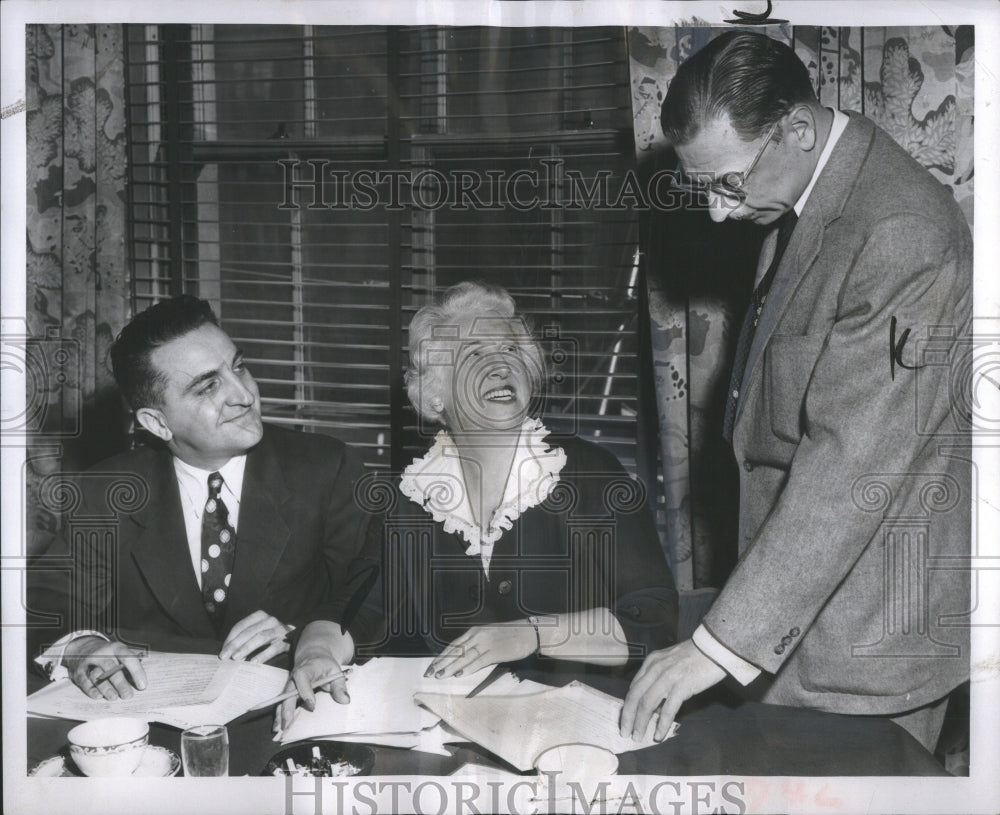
left=30, top=296, right=381, bottom=702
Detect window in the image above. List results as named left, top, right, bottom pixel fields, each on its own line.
left=125, top=25, right=653, bottom=482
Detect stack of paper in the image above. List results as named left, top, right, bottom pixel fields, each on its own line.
left=277, top=656, right=528, bottom=750
left=27, top=652, right=288, bottom=729
left=414, top=680, right=677, bottom=771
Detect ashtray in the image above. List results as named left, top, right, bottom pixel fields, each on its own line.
left=263, top=740, right=375, bottom=777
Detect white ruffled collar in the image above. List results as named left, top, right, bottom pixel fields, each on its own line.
left=399, top=417, right=567, bottom=574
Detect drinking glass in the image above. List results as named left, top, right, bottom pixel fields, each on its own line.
left=181, top=724, right=229, bottom=776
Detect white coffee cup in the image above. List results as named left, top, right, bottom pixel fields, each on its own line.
left=67, top=718, right=149, bottom=777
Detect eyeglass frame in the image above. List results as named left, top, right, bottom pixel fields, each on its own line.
left=671, top=119, right=781, bottom=204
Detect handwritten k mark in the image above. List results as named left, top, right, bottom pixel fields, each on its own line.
left=890, top=316, right=921, bottom=380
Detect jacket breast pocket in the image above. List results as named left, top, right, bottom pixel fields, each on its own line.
left=764, top=334, right=824, bottom=444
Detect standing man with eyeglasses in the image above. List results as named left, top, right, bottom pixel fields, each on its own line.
left=621, top=31, right=971, bottom=755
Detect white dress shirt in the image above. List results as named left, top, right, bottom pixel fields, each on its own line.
left=172, top=454, right=247, bottom=590
left=693, top=107, right=850, bottom=685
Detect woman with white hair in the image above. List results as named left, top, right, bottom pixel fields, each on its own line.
left=278, top=282, right=676, bottom=728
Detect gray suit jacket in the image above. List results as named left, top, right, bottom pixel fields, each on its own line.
left=703, top=112, right=973, bottom=715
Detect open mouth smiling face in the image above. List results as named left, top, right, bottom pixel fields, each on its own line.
left=454, top=346, right=532, bottom=430
left=443, top=315, right=538, bottom=433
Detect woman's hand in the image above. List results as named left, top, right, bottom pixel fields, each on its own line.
left=426, top=621, right=537, bottom=679
left=273, top=652, right=348, bottom=736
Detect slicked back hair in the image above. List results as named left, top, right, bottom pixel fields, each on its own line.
left=110, top=295, right=219, bottom=410
left=661, top=31, right=817, bottom=146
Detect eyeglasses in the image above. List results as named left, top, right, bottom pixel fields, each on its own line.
left=672, top=120, right=780, bottom=205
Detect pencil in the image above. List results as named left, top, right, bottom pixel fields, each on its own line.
left=91, top=661, right=142, bottom=685
left=247, top=671, right=346, bottom=711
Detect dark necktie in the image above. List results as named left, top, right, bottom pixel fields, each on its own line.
left=722, top=210, right=799, bottom=444
left=201, top=472, right=237, bottom=626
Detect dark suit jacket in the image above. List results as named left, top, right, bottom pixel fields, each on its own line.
left=29, top=425, right=383, bottom=659
left=703, top=113, right=972, bottom=714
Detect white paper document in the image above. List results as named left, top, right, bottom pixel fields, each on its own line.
left=415, top=680, right=677, bottom=771
left=27, top=652, right=288, bottom=728
left=277, top=656, right=522, bottom=744
left=326, top=723, right=469, bottom=756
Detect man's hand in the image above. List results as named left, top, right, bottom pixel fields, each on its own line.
left=427, top=622, right=537, bottom=679
left=64, top=637, right=147, bottom=701
left=619, top=639, right=725, bottom=741
left=274, top=653, right=348, bottom=735
left=220, top=610, right=291, bottom=662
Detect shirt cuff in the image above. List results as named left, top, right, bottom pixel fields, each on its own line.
left=691, top=624, right=761, bottom=686
left=34, top=630, right=110, bottom=681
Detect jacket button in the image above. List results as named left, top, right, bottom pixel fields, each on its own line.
left=497, top=579, right=513, bottom=596
left=781, top=635, right=793, bottom=645
left=790, top=627, right=800, bottom=637
left=774, top=644, right=785, bottom=655
left=743, top=459, right=754, bottom=472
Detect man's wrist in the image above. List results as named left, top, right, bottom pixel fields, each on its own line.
left=295, top=631, right=354, bottom=667
left=295, top=647, right=338, bottom=663
left=35, top=630, right=111, bottom=681
left=62, top=635, right=107, bottom=662
left=691, top=624, right=761, bottom=686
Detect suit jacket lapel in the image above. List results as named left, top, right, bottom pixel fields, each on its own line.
left=129, top=450, right=217, bottom=638
left=736, top=113, right=877, bottom=429
left=222, top=430, right=292, bottom=631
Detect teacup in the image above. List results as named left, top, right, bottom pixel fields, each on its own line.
left=67, top=717, right=149, bottom=777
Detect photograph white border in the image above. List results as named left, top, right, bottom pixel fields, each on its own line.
left=3, top=2, right=998, bottom=813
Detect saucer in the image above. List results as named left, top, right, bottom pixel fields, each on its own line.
left=30, top=745, right=181, bottom=777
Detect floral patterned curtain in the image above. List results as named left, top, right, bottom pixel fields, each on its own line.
left=24, top=24, right=130, bottom=555
left=629, top=25, right=974, bottom=589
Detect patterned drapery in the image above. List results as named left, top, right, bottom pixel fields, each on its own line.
left=24, top=24, right=130, bottom=554
left=630, top=25, right=975, bottom=589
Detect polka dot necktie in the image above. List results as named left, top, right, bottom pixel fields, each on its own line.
left=201, top=472, right=236, bottom=626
